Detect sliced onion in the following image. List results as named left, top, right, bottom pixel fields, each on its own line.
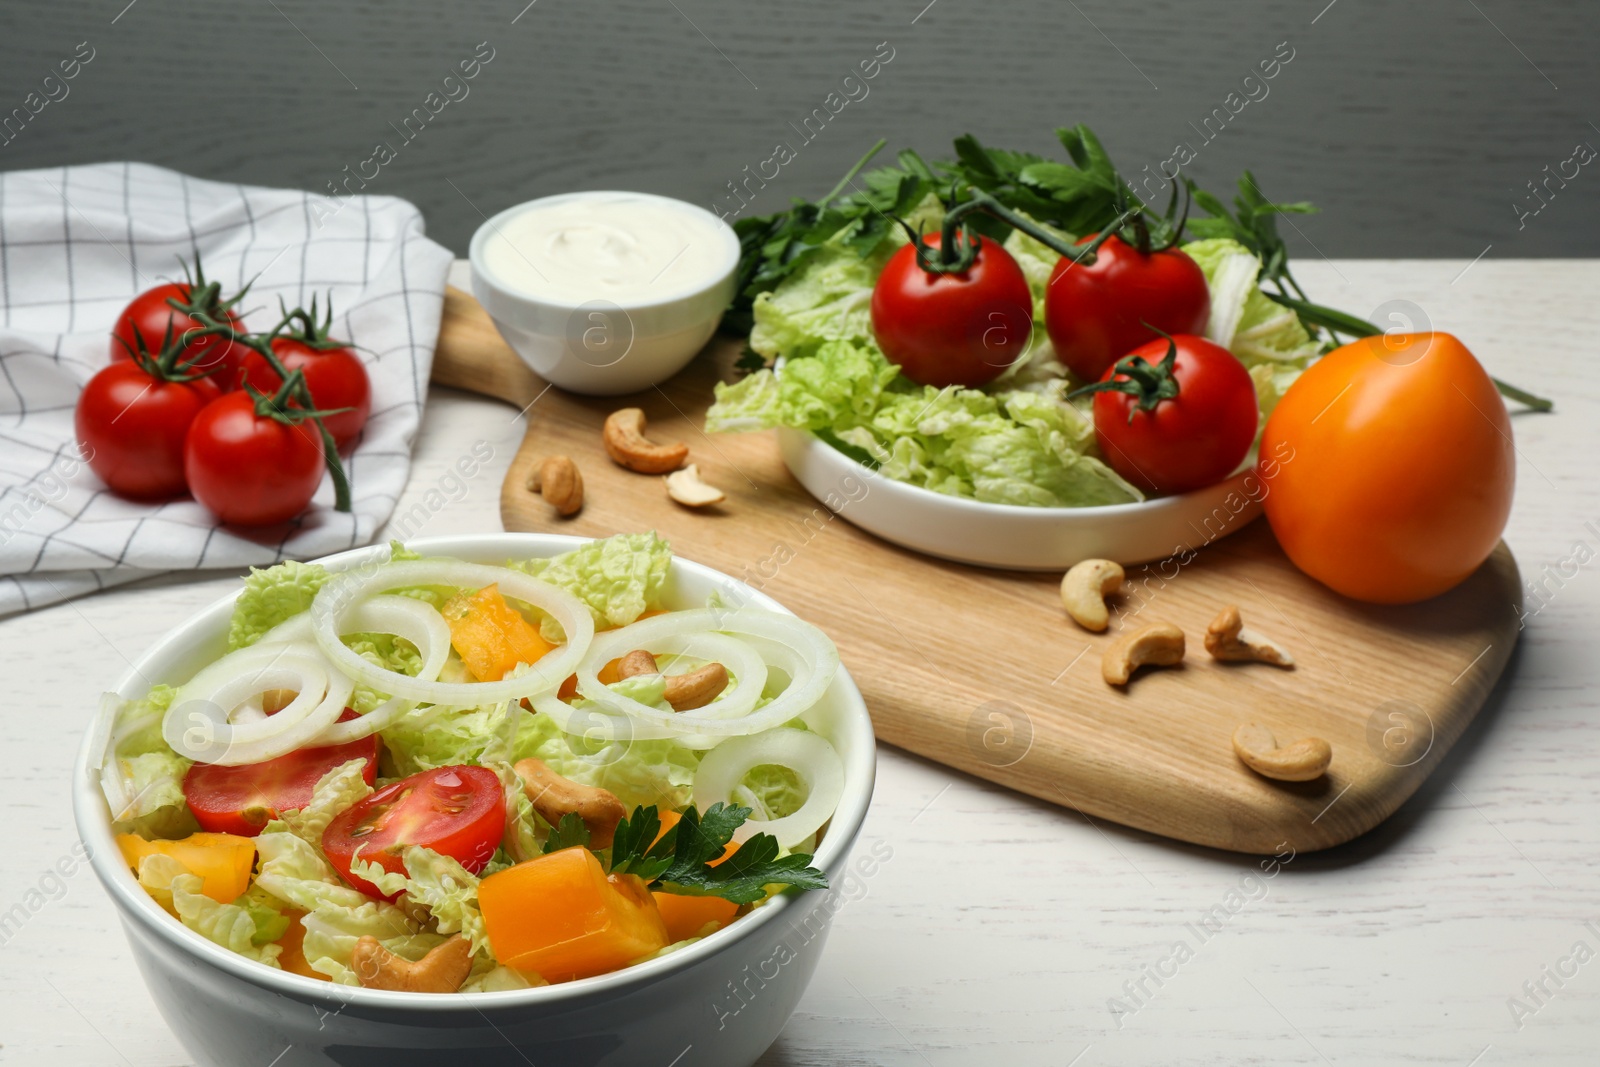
left=307, top=595, right=454, bottom=745
left=309, top=560, right=595, bottom=705
left=162, top=642, right=353, bottom=765
left=692, top=729, right=844, bottom=848
left=531, top=609, right=837, bottom=743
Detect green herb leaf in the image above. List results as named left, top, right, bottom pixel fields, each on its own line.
left=605, top=803, right=828, bottom=906
left=654, top=803, right=828, bottom=905
left=542, top=812, right=591, bottom=854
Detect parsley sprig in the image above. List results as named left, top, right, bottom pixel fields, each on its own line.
left=542, top=803, right=828, bottom=906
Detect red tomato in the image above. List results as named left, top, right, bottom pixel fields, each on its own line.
left=1045, top=235, right=1210, bottom=381
left=113, top=283, right=248, bottom=387
left=237, top=337, right=371, bottom=451
left=1086, top=333, right=1258, bottom=496
left=870, top=232, right=1034, bottom=388
left=322, top=766, right=506, bottom=900
left=76, top=360, right=222, bottom=500
left=182, top=709, right=379, bottom=836
left=183, top=391, right=325, bottom=525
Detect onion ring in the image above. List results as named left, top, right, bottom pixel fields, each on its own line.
left=692, top=728, right=844, bottom=848
left=531, top=609, right=836, bottom=743
left=308, top=595, right=454, bottom=745
left=162, top=642, right=353, bottom=766
left=309, top=560, right=594, bottom=706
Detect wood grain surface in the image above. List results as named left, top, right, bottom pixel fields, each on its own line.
left=430, top=285, right=1521, bottom=854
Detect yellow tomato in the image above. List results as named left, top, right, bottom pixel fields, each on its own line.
left=1260, top=332, right=1515, bottom=603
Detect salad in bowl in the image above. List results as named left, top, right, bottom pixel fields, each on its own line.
left=704, top=124, right=1546, bottom=569
left=85, top=532, right=865, bottom=1008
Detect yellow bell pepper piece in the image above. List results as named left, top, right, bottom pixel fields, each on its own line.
left=479, top=847, right=668, bottom=983
left=442, top=583, right=554, bottom=682
left=116, top=832, right=255, bottom=905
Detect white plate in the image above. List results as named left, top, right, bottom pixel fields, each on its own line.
left=779, top=428, right=1264, bottom=571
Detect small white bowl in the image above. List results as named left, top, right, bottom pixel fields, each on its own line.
left=469, top=191, right=739, bottom=396
left=780, top=428, right=1265, bottom=570
left=73, top=533, right=876, bottom=1067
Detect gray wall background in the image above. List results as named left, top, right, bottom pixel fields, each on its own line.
left=2, top=0, right=1595, bottom=258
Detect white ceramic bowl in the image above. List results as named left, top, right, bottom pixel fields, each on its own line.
left=469, top=192, right=740, bottom=396
left=73, top=534, right=876, bottom=1067
left=780, top=428, right=1265, bottom=571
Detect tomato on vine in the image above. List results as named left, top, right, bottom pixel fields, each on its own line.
left=237, top=296, right=371, bottom=450
left=77, top=324, right=224, bottom=500
left=112, top=255, right=251, bottom=388
left=183, top=369, right=340, bottom=526
left=1044, top=231, right=1210, bottom=383
left=870, top=230, right=1034, bottom=388
left=1072, top=331, right=1257, bottom=496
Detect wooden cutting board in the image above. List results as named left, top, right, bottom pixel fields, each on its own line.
left=429, top=286, right=1522, bottom=855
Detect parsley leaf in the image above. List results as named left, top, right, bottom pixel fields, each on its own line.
left=541, top=812, right=590, bottom=854
left=606, top=803, right=828, bottom=906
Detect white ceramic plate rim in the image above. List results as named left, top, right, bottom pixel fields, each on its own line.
left=468, top=191, right=741, bottom=312
left=73, top=533, right=876, bottom=1013
left=786, top=427, right=1259, bottom=518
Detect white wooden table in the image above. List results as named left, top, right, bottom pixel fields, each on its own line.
left=3, top=259, right=1597, bottom=1066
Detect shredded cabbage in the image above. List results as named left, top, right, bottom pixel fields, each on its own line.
left=137, top=855, right=283, bottom=966
left=349, top=846, right=490, bottom=957
left=509, top=532, right=672, bottom=641
left=277, top=759, right=373, bottom=845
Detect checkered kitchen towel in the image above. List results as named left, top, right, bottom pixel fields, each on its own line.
left=0, top=162, right=454, bottom=614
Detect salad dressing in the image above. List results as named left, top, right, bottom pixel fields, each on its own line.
left=481, top=193, right=728, bottom=304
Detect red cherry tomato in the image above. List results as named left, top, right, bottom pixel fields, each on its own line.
left=870, top=232, right=1034, bottom=388
left=1045, top=235, right=1210, bottom=381
left=182, top=709, right=378, bottom=837
left=1086, top=333, right=1258, bottom=496
left=183, top=391, right=325, bottom=526
left=112, top=283, right=248, bottom=387
left=322, top=766, right=506, bottom=900
left=76, top=360, right=222, bottom=500
left=238, top=337, right=371, bottom=451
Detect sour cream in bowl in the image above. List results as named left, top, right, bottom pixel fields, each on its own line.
left=470, top=191, right=739, bottom=395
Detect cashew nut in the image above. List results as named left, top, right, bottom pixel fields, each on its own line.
left=664, top=463, right=726, bottom=508
left=1205, top=605, right=1294, bottom=667
left=603, top=408, right=689, bottom=474
left=662, top=662, right=729, bottom=711
left=515, top=757, right=628, bottom=848
left=1231, top=722, right=1332, bottom=782
left=616, top=649, right=660, bottom=680
left=1060, top=558, right=1125, bottom=632
left=1101, top=621, right=1186, bottom=686
left=351, top=934, right=472, bottom=993
left=616, top=648, right=729, bottom=711
left=527, top=455, right=584, bottom=517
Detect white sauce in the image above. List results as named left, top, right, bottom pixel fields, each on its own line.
left=482, top=193, right=728, bottom=304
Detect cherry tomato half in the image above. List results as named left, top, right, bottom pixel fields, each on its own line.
left=76, top=360, right=222, bottom=500
left=237, top=337, right=371, bottom=451
left=1260, top=332, right=1514, bottom=604
left=1088, top=333, right=1258, bottom=496
left=183, top=391, right=325, bottom=526
left=1045, top=235, right=1210, bottom=382
left=322, top=765, right=506, bottom=900
left=182, top=709, right=379, bottom=837
left=870, top=232, right=1034, bottom=388
left=113, top=283, right=248, bottom=386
